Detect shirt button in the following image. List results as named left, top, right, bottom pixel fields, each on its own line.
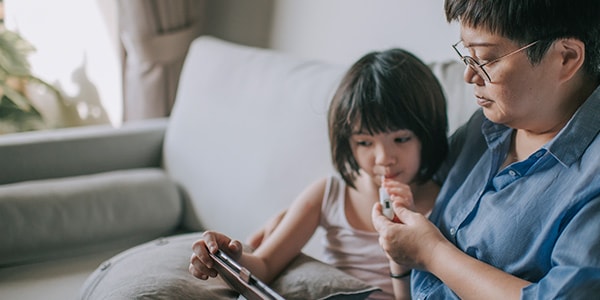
left=508, top=170, right=517, bottom=176
left=449, top=227, right=456, bottom=235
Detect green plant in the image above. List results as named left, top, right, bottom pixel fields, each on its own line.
left=0, top=28, right=63, bottom=132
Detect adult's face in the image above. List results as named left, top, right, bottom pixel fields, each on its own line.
left=460, top=25, right=564, bottom=133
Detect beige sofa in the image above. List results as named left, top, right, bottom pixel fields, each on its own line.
left=0, top=36, right=478, bottom=299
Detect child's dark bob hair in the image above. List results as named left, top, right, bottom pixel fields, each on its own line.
left=328, top=49, right=448, bottom=188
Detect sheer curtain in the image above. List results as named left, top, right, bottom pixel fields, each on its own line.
left=118, top=0, right=205, bottom=121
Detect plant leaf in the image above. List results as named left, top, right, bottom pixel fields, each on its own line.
left=0, top=30, right=35, bottom=77
left=1, top=82, right=32, bottom=111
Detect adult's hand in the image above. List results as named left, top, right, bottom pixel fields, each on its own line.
left=371, top=200, right=445, bottom=270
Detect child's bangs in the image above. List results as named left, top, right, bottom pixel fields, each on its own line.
left=349, top=94, right=408, bottom=135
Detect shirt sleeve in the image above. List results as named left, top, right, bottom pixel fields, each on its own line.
left=521, top=194, right=600, bottom=299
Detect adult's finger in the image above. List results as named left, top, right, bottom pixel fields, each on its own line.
left=371, top=202, right=394, bottom=232
left=391, top=200, right=416, bottom=225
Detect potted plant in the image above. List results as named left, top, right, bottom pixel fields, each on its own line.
left=0, top=28, right=63, bottom=133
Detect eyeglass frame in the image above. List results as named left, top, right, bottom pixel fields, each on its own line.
left=452, top=40, right=540, bottom=82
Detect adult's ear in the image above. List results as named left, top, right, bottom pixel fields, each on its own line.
left=555, top=38, right=585, bottom=83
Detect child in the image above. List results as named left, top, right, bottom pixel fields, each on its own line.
left=189, top=48, right=448, bottom=300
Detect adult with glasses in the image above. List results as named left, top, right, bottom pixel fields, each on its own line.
left=372, top=0, right=600, bottom=299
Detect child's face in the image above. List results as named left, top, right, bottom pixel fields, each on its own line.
left=349, top=129, right=421, bottom=185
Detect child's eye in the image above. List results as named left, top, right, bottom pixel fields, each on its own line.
left=395, top=136, right=412, bottom=143
left=356, top=141, right=372, bottom=147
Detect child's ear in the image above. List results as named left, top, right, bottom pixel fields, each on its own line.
left=555, top=38, right=586, bottom=83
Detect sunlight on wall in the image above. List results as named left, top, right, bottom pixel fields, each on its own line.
left=5, top=0, right=121, bottom=127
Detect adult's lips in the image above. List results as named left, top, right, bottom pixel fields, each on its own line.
left=475, top=94, right=493, bottom=106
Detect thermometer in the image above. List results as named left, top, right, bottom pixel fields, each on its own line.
left=379, top=176, right=395, bottom=220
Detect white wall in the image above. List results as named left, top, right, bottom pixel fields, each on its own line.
left=269, top=0, right=459, bottom=65
left=5, top=0, right=460, bottom=127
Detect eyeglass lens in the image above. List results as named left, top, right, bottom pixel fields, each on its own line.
left=454, top=42, right=491, bottom=82
left=462, top=57, right=491, bottom=82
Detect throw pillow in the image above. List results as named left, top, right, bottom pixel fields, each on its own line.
left=80, top=232, right=378, bottom=300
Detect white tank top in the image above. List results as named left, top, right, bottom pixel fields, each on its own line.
left=319, top=175, right=393, bottom=299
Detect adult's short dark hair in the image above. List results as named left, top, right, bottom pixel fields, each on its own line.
left=445, top=0, right=600, bottom=79
left=328, top=49, right=448, bottom=188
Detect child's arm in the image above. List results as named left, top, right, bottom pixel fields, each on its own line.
left=246, top=208, right=287, bottom=249
left=247, top=177, right=327, bottom=282
left=381, top=178, right=416, bottom=299
left=389, top=261, right=412, bottom=300
left=191, top=177, right=327, bottom=283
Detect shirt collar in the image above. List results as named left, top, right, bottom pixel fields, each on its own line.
left=547, top=84, right=600, bottom=166
left=481, top=116, right=511, bottom=150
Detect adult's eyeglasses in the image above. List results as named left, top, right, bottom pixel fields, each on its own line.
left=452, top=40, right=540, bottom=83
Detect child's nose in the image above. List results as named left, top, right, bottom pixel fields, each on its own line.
left=375, top=146, right=396, bottom=166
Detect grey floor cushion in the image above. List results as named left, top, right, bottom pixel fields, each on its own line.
left=79, top=232, right=378, bottom=300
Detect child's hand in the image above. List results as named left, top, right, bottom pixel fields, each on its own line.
left=382, top=179, right=416, bottom=211
left=189, top=230, right=243, bottom=280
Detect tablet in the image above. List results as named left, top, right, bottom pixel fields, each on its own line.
left=209, top=249, right=285, bottom=300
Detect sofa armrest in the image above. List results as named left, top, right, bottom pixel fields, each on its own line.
left=0, top=168, right=182, bottom=267
left=0, top=118, right=168, bottom=185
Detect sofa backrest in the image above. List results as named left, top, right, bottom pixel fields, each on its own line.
left=163, top=36, right=478, bottom=256
left=164, top=37, right=343, bottom=242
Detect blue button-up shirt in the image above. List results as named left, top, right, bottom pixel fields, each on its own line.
left=412, top=85, right=600, bottom=299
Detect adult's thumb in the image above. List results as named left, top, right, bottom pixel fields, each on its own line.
left=392, top=201, right=413, bottom=224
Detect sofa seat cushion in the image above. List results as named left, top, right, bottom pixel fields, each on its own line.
left=0, top=168, right=181, bottom=266
left=80, top=232, right=378, bottom=300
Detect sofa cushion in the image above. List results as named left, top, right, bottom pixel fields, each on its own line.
left=270, top=253, right=379, bottom=299
left=80, top=232, right=378, bottom=300
left=0, top=168, right=181, bottom=266
left=164, top=36, right=344, bottom=254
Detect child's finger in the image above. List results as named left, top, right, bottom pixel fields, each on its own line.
left=391, top=194, right=414, bottom=209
